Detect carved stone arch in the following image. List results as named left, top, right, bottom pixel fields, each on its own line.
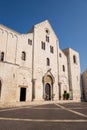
left=4, top=30, right=8, bottom=35
left=3, top=30, right=8, bottom=38
left=43, top=75, right=53, bottom=85
left=9, top=33, right=13, bottom=38
left=14, top=34, right=18, bottom=40
left=43, top=69, right=55, bottom=84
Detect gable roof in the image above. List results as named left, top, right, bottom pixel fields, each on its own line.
left=34, top=20, right=59, bottom=40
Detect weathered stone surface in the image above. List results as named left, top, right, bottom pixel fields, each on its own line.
left=0, top=20, right=81, bottom=104
left=82, top=69, right=87, bottom=101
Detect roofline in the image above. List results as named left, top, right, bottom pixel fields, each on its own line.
left=0, top=24, right=20, bottom=35
left=82, top=68, right=87, bottom=75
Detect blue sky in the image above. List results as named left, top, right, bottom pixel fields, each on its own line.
left=0, top=0, right=87, bottom=73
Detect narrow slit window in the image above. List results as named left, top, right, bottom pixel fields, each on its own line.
left=1, top=52, right=4, bottom=61
left=73, top=55, right=77, bottom=64
left=62, top=65, right=65, bottom=72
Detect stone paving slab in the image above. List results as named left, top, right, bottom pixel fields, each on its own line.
left=0, top=103, right=87, bottom=130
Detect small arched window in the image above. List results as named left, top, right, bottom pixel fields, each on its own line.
left=1, top=52, right=4, bottom=61
left=47, top=58, right=50, bottom=66
left=73, top=55, right=77, bottom=64
left=22, top=51, right=26, bottom=61
left=50, top=46, right=54, bottom=53
left=62, top=65, right=65, bottom=72
left=45, top=28, right=50, bottom=34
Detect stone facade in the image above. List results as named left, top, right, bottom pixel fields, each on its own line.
left=0, top=20, right=81, bottom=103
left=82, top=69, right=87, bottom=101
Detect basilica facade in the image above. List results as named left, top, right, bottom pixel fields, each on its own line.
left=0, top=20, right=81, bottom=103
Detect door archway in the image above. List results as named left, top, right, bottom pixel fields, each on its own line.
left=43, top=74, right=54, bottom=101
left=45, top=83, right=51, bottom=100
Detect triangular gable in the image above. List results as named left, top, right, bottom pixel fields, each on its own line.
left=34, top=20, right=59, bottom=40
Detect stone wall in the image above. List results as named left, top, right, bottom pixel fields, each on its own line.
left=0, top=20, right=81, bottom=104
left=63, top=48, right=81, bottom=101
left=82, top=69, right=87, bottom=101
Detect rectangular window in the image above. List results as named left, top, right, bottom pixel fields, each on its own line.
left=59, top=53, right=62, bottom=57
left=73, top=55, right=77, bottom=64
left=28, top=39, right=32, bottom=45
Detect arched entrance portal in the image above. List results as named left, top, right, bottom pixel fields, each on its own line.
left=45, top=83, right=51, bottom=100
left=43, top=72, right=55, bottom=101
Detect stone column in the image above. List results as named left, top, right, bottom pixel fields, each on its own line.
left=32, top=79, right=36, bottom=101
left=59, top=83, right=62, bottom=100
left=51, top=84, right=53, bottom=101
left=43, top=83, right=45, bottom=100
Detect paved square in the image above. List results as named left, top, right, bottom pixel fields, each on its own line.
left=0, top=102, right=87, bottom=130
